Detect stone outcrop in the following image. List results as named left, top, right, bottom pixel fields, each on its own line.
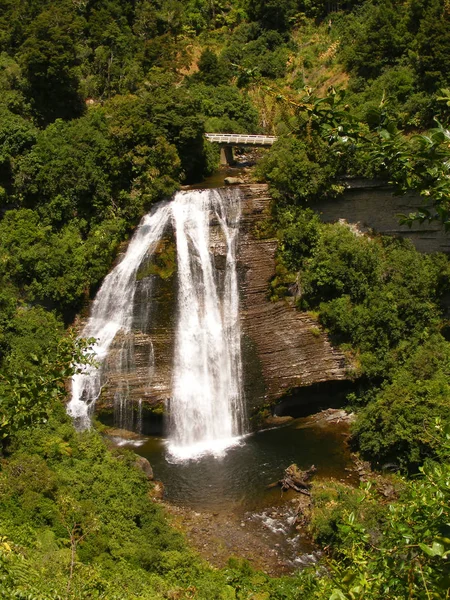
left=224, top=177, right=244, bottom=185
left=316, top=179, right=450, bottom=254
left=238, top=185, right=348, bottom=412
left=134, top=455, right=154, bottom=479
left=98, top=244, right=176, bottom=414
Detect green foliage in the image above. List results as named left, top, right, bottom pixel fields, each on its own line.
left=272, top=209, right=450, bottom=467
left=257, top=136, right=340, bottom=204
left=246, top=0, right=298, bottom=31
left=1, top=1, right=450, bottom=597
left=18, top=4, right=85, bottom=125
left=222, top=22, right=292, bottom=82
left=301, top=225, right=448, bottom=370
left=335, top=0, right=450, bottom=129
left=0, top=303, right=62, bottom=374
left=137, top=239, right=177, bottom=281
left=353, top=335, right=450, bottom=468
left=0, top=400, right=328, bottom=599
left=0, top=211, right=86, bottom=310
left=271, top=206, right=320, bottom=274
left=300, top=225, right=383, bottom=304
left=0, top=417, right=189, bottom=598
left=0, top=103, right=36, bottom=202
left=310, top=424, right=450, bottom=599
left=377, top=121, right=450, bottom=230
left=0, top=332, right=95, bottom=445
left=190, top=83, right=260, bottom=133
left=340, top=1, right=409, bottom=81
left=192, top=48, right=231, bottom=86
left=309, top=480, right=387, bottom=550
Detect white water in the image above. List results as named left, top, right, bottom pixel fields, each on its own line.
left=168, top=189, right=245, bottom=459
left=68, top=204, right=172, bottom=429
left=68, top=189, right=245, bottom=459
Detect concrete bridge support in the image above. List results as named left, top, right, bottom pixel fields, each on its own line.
left=220, top=146, right=235, bottom=166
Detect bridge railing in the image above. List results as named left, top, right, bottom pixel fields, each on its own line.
left=205, top=133, right=278, bottom=146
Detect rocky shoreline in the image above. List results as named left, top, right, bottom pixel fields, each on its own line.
left=106, top=409, right=365, bottom=575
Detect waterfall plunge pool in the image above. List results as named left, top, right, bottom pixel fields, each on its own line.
left=103, top=414, right=356, bottom=513
left=102, top=413, right=357, bottom=574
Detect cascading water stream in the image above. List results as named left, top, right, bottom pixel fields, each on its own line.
left=68, top=204, right=172, bottom=429
left=68, top=188, right=246, bottom=459
left=169, top=189, right=245, bottom=459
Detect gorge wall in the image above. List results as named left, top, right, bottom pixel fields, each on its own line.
left=96, top=184, right=349, bottom=422
left=316, top=179, right=450, bottom=254
left=237, top=184, right=348, bottom=414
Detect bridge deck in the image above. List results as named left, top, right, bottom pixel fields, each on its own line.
left=205, top=133, right=277, bottom=146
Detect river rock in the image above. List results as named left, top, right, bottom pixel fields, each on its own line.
left=105, top=428, right=142, bottom=440
left=134, top=455, right=154, bottom=480
left=224, top=177, right=244, bottom=185
left=261, top=415, right=294, bottom=429
left=298, top=408, right=356, bottom=428
left=150, top=480, right=164, bottom=500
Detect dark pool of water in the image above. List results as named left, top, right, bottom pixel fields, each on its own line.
left=117, top=418, right=355, bottom=514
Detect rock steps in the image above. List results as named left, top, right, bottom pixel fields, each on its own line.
left=238, top=184, right=348, bottom=407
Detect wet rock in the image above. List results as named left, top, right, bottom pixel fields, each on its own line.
left=299, top=409, right=356, bottom=428
left=105, top=428, right=142, bottom=440
left=381, top=483, right=395, bottom=498
left=382, top=462, right=400, bottom=473
left=134, top=455, right=154, bottom=480
left=261, top=415, right=294, bottom=429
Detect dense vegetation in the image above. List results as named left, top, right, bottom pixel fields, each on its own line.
left=1, top=0, right=450, bottom=598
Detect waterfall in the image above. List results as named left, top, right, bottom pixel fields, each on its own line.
left=68, top=204, right=172, bottom=429
left=169, top=189, right=245, bottom=459
left=68, top=188, right=246, bottom=459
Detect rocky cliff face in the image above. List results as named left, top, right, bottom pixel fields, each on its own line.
left=237, top=184, right=348, bottom=414
left=316, top=179, right=450, bottom=254
left=97, top=184, right=349, bottom=422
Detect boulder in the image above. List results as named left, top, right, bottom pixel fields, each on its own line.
left=105, top=428, right=142, bottom=440
left=134, top=455, right=154, bottom=480
left=224, top=177, right=244, bottom=185
left=150, top=480, right=164, bottom=500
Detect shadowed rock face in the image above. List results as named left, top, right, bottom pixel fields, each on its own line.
left=96, top=184, right=349, bottom=420
left=316, top=179, right=450, bottom=254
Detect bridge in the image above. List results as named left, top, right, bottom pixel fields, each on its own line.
left=205, top=133, right=277, bottom=165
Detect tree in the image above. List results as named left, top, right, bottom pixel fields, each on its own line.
left=246, top=0, right=298, bottom=31
left=414, top=0, right=450, bottom=92
left=193, top=48, right=230, bottom=86
left=0, top=332, right=95, bottom=447
left=19, top=6, right=85, bottom=124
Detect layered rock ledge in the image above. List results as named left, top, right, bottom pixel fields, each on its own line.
left=238, top=184, right=348, bottom=412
